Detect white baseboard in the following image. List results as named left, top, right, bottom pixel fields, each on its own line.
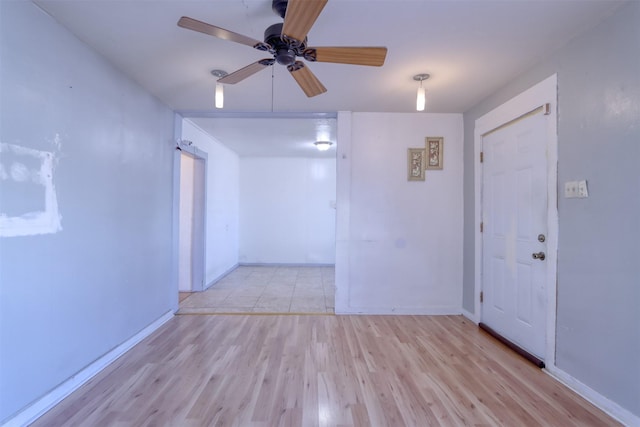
left=204, top=263, right=239, bottom=290
left=460, top=308, right=478, bottom=324
left=335, top=306, right=461, bottom=315
left=2, top=310, right=174, bottom=427
left=545, top=366, right=639, bottom=427
left=238, top=262, right=335, bottom=268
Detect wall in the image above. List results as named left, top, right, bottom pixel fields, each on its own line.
left=462, top=1, right=640, bottom=419
left=239, top=157, right=336, bottom=264
left=336, top=112, right=463, bottom=314
left=0, top=2, right=175, bottom=422
left=181, top=120, right=239, bottom=286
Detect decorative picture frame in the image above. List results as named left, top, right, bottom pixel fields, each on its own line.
left=425, top=136, right=444, bottom=170
left=407, top=148, right=426, bottom=181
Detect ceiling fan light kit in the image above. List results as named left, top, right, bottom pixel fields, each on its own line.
left=178, top=0, right=387, bottom=99
left=211, top=70, right=228, bottom=109
left=414, top=73, right=430, bottom=111
left=314, top=141, right=333, bottom=151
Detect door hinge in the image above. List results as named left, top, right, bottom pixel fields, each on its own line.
left=480, top=151, right=484, bottom=163
left=480, top=222, right=484, bottom=233
left=480, top=291, right=484, bottom=303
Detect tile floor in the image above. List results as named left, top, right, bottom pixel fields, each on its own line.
left=178, top=265, right=335, bottom=314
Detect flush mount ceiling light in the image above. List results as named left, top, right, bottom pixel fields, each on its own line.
left=211, top=69, right=228, bottom=109
left=413, top=73, right=430, bottom=112
left=314, top=141, right=333, bottom=151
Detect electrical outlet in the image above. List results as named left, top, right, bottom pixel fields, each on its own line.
left=577, top=180, right=589, bottom=198
left=564, top=181, right=578, bottom=198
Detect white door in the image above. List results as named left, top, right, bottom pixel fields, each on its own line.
left=481, top=112, right=548, bottom=358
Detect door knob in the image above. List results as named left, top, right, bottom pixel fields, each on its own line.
left=532, top=251, right=546, bottom=261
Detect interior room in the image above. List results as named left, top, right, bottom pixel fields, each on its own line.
left=1, top=0, right=638, bottom=425
left=177, top=116, right=338, bottom=313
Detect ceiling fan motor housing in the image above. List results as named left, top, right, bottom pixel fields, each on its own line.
left=264, top=23, right=307, bottom=66
left=272, top=0, right=288, bottom=18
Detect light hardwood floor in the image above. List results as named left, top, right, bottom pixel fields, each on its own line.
left=179, top=266, right=335, bottom=314
left=32, top=315, right=619, bottom=427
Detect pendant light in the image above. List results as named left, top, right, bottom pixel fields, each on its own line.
left=314, top=141, right=333, bottom=151
left=210, top=69, right=228, bottom=109
left=413, top=73, right=430, bottom=111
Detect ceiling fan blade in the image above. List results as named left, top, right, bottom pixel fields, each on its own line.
left=281, top=0, right=328, bottom=42
left=217, top=59, right=275, bottom=84
left=304, top=47, right=388, bottom=66
left=178, top=16, right=263, bottom=49
left=287, top=61, right=327, bottom=98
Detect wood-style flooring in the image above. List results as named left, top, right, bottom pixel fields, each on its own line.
left=32, top=315, right=619, bottom=427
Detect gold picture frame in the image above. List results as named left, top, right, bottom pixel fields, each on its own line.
left=407, top=148, right=425, bottom=181
left=425, top=137, right=444, bottom=170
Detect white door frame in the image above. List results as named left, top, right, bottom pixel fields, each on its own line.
left=172, top=116, right=208, bottom=306
left=473, top=74, right=558, bottom=367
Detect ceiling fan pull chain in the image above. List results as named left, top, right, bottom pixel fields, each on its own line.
left=271, top=66, right=275, bottom=113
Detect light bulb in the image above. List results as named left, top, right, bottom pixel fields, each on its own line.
left=215, top=83, right=224, bottom=109
left=416, top=86, right=426, bottom=111
left=314, top=141, right=332, bottom=151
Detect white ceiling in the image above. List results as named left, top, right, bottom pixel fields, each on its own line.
left=188, top=116, right=337, bottom=157
left=34, top=0, right=624, bottom=156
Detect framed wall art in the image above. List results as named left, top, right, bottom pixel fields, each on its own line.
left=407, top=148, right=425, bottom=181
left=425, top=137, right=444, bottom=170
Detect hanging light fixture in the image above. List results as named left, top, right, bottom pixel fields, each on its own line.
left=413, top=73, right=430, bottom=111
left=210, top=70, right=228, bottom=109
left=314, top=141, right=333, bottom=151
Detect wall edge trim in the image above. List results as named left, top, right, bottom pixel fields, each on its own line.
left=544, top=366, right=639, bottom=426
left=1, top=311, right=174, bottom=427
left=336, top=306, right=461, bottom=315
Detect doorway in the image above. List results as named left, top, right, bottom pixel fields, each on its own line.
left=474, top=75, right=558, bottom=365
left=176, top=148, right=206, bottom=293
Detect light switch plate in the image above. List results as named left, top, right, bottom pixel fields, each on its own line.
left=577, top=180, right=589, bottom=198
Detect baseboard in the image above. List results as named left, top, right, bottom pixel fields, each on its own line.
left=1, top=310, right=174, bottom=427
left=335, top=306, right=461, bottom=315
left=204, top=263, right=239, bottom=290
left=238, top=262, right=335, bottom=268
left=460, top=308, right=478, bottom=323
left=545, top=366, right=639, bottom=427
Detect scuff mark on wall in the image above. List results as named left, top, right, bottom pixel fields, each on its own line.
left=0, top=142, right=63, bottom=237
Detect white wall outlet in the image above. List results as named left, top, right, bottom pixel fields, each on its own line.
left=577, top=180, right=589, bottom=198
left=564, top=181, right=579, bottom=198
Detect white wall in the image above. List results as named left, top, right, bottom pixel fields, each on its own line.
left=239, top=157, right=336, bottom=264
left=336, top=112, right=463, bottom=314
left=181, top=120, right=239, bottom=286
left=0, top=2, right=174, bottom=422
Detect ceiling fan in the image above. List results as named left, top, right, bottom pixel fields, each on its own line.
left=177, top=0, right=387, bottom=97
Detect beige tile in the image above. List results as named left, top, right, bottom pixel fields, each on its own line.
left=261, top=287, right=294, bottom=298
left=293, top=288, right=325, bottom=298
left=220, top=295, right=259, bottom=308
left=290, top=296, right=326, bottom=312
left=255, top=296, right=291, bottom=308
left=297, top=271, right=323, bottom=279
left=180, top=291, right=231, bottom=308
left=178, top=266, right=336, bottom=314
left=228, top=287, right=265, bottom=298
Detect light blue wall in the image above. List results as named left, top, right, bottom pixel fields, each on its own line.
left=463, top=1, right=639, bottom=417
left=0, top=2, right=175, bottom=421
